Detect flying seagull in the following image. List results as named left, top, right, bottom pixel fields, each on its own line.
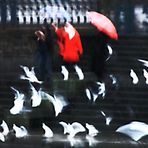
left=59, top=121, right=86, bottom=138
left=42, top=123, right=53, bottom=138
left=0, top=120, right=9, bottom=136
left=116, top=121, right=148, bottom=141
left=138, top=59, right=148, bottom=67
left=100, top=111, right=112, bottom=126
left=45, top=92, right=69, bottom=117
left=61, top=65, right=69, bottom=80
left=13, top=124, right=28, bottom=138
left=143, top=69, right=148, bottom=84
left=74, top=65, right=84, bottom=80
left=30, top=83, right=42, bottom=107
left=20, top=65, right=42, bottom=84
left=85, top=123, right=99, bottom=137
left=10, top=87, right=25, bottom=115
left=0, top=120, right=10, bottom=142
left=130, top=69, right=139, bottom=84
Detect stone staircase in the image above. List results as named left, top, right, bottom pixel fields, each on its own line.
left=0, top=28, right=148, bottom=145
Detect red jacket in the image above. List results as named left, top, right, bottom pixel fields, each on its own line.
left=56, top=27, right=83, bottom=62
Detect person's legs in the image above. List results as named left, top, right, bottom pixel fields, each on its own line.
left=45, top=53, right=52, bottom=82
left=92, top=33, right=108, bottom=80
left=35, top=52, right=46, bottom=81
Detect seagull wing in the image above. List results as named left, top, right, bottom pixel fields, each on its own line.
left=72, top=122, right=86, bottom=133
left=116, top=121, right=148, bottom=141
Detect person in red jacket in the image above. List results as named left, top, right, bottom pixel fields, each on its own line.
left=52, top=22, right=84, bottom=80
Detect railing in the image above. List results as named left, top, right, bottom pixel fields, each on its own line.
left=0, top=0, right=98, bottom=25
left=0, top=0, right=148, bottom=35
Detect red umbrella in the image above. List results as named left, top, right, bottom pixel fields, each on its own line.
left=86, top=11, right=118, bottom=40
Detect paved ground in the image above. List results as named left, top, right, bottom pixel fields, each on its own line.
left=0, top=131, right=148, bottom=148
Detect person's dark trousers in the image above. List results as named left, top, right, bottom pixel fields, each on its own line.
left=91, top=33, right=108, bottom=80
left=35, top=51, right=52, bottom=81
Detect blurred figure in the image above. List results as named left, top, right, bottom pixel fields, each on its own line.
left=52, top=22, right=84, bottom=80
left=91, top=32, right=109, bottom=80
left=34, top=24, right=55, bottom=83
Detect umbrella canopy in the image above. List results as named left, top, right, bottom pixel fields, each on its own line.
left=86, top=11, right=118, bottom=40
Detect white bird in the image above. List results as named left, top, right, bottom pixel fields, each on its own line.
left=43, top=92, right=68, bottom=117
left=85, top=123, right=99, bottom=137
left=92, top=91, right=99, bottom=103
left=0, top=120, right=9, bottom=136
left=101, top=111, right=112, bottom=126
left=95, top=81, right=106, bottom=101
left=10, top=87, right=25, bottom=115
left=61, top=65, right=69, bottom=80
left=85, top=88, right=91, bottom=101
left=109, top=74, right=117, bottom=85
left=85, top=88, right=99, bottom=103
left=0, top=133, right=5, bottom=142
left=116, top=121, right=148, bottom=141
left=20, top=65, right=42, bottom=84
left=86, top=82, right=105, bottom=103
left=143, top=69, right=148, bottom=84
left=53, top=93, right=69, bottom=116
left=74, top=65, right=84, bottom=80
left=106, top=44, right=113, bottom=61
left=0, top=120, right=9, bottom=142
left=13, top=124, right=28, bottom=138
left=138, top=59, right=148, bottom=67
left=59, top=121, right=86, bottom=138
left=42, top=123, right=53, bottom=138
left=30, top=83, right=42, bottom=107
left=130, top=69, right=139, bottom=84
left=47, top=93, right=68, bottom=116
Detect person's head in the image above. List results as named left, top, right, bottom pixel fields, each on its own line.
left=35, top=30, right=45, bottom=41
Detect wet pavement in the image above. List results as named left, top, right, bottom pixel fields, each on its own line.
left=0, top=131, right=148, bottom=148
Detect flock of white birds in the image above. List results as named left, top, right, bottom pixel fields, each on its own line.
left=0, top=55, right=148, bottom=146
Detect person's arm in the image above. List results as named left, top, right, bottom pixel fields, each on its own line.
left=76, top=32, right=83, bottom=56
